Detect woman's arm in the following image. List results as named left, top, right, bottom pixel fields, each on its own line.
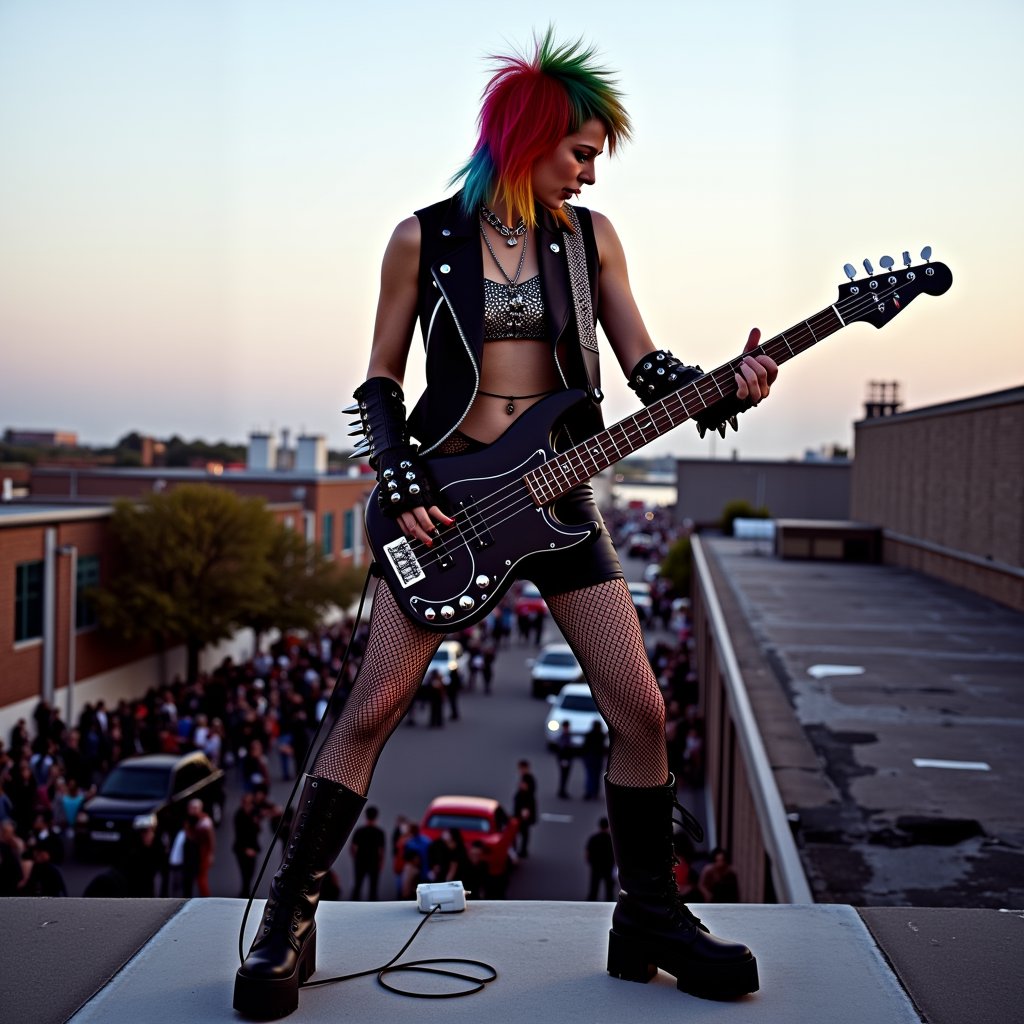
left=365, top=216, right=422, bottom=383
left=591, top=211, right=776, bottom=403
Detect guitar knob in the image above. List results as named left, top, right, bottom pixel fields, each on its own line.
left=459, top=596, right=475, bottom=611
left=902, top=251, right=912, bottom=267
left=423, top=608, right=437, bottom=622
left=440, top=605, right=455, bottom=620
left=880, top=255, right=894, bottom=271
left=843, top=263, right=857, bottom=281
left=475, top=575, right=491, bottom=589
left=862, top=258, right=875, bottom=276
left=920, top=245, right=932, bottom=262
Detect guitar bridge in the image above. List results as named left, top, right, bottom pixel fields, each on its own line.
left=383, top=536, right=426, bottom=588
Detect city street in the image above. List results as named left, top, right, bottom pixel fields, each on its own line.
left=60, top=586, right=669, bottom=904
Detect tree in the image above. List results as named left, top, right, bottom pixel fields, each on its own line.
left=720, top=499, right=770, bottom=537
left=93, top=485, right=278, bottom=682
left=660, top=535, right=693, bottom=599
left=241, top=523, right=365, bottom=653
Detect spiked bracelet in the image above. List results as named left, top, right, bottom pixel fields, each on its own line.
left=374, top=444, right=436, bottom=518
left=627, top=349, right=751, bottom=439
left=344, top=377, right=409, bottom=469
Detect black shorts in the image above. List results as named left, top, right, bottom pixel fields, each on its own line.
left=433, top=431, right=625, bottom=598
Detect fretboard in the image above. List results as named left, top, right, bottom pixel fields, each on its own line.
left=523, top=304, right=844, bottom=506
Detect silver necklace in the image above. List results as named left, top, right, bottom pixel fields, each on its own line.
left=480, top=203, right=527, bottom=247
left=480, top=219, right=529, bottom=336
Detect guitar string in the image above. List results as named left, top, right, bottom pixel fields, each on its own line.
left=393, top=272, right=920, bottom=574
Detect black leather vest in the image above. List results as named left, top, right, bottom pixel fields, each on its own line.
left=407, top=192, right=603, bottom=453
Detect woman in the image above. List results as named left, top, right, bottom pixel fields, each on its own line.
left=234, top=31, right=776, bottom=1019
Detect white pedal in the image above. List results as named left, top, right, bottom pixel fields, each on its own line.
left=416, top=880, right=467, bottom=913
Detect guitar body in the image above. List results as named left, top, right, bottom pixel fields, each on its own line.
left=364, top=390, right=600, bottom=632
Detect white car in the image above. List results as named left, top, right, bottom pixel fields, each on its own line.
left=627, top=580, right=654, bottom=622
left=544, top=683, right=607, bottom=751
left=425, top=640, right=469, bottom=684
left=529, top=642, right=583, bottom=699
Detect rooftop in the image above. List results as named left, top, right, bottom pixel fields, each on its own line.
left=6, top=897, right=1022, bottom=1024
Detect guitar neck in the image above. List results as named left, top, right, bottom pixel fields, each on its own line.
left=524, top=303, right=844, bottom=505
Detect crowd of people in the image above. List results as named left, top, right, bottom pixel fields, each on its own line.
left=0, top=505, right=737, bottom=904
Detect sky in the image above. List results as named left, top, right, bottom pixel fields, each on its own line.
left=1, top=0, right=1021, bottom=461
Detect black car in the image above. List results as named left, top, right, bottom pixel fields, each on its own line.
left=75, top=752, right=225, bottom=859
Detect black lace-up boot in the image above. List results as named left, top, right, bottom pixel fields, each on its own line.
left=604, top=775, right=759, bottom=999
left=233, top=775, right=366, bottom=1019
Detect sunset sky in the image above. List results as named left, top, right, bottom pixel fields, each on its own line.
left=2, top=0, right=1021, bottom=461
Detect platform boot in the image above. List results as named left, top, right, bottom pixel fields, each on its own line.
left=604, top=775, right=759, bottom=999
left=233, top=775, right=366, bottom=1019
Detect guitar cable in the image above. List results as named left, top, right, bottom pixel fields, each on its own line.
left=236, top=564, right=499, bottom=1001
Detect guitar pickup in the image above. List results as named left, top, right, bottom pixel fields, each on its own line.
left=383, top=536, right=426, bottom=589
left=456, top=494, right=493, bottom=551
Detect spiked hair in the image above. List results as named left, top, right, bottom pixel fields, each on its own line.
left=451, top=28, right=632, bottom=228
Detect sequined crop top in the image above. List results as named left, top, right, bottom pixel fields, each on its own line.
left=482, top=275, right=548, bottom=341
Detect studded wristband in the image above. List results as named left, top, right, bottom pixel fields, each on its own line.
left=374, top=444, right=436, bottom=519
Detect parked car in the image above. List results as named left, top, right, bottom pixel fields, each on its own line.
left=75, top=752, right=224, bottom=859
left=627, top=533, right=655, bottom=559
left=528, top=642, right=584, bottom=699
left=514, top=581, right=548, bottom=619
left=420, top=795, right=519, bottom=880
left=627, top=580, right=654, bottom=622
left=544, top=682, right=607, bottom=751
left=425, top=640, right=469, bottom=684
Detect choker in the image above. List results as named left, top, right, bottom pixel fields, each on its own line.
left=480, top=203, right=527, bottom=247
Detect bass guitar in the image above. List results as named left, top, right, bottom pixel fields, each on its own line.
left=364, top=250, right=952, bottom=631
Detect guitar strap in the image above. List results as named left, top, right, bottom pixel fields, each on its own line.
left=562, top=205, right=604, bottom=406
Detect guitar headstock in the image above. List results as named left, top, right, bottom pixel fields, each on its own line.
left=836, top=248, right=952, bottom=329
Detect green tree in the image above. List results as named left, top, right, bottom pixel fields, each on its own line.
left=720, top=499, right=770, bottom=536
left=660, top=535, right=693, bottom=598
left=241, top=523, right=364, bottom=653
left=93, top=485, right=277, bottom=681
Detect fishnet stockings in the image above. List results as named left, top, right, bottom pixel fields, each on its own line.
left=312, top=577, right=666, bottom=794
left=544, top=578, right=668, bottom=787
left=313, top=583, right=442, bottom=794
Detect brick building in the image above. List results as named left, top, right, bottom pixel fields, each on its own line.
left=851, top=385, right=1024, bottom=611
left=0, top=466, right=373, bottom=737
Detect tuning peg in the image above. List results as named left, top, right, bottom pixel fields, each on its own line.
left=863, top=258, right=875, bottom=276
left=843, top=263, right=857, bottom=281
left=920, top=245, right=932, bottom=262
left=880, top=255, right=894, bottom=271
left=902, top=251, right=912, bottom=267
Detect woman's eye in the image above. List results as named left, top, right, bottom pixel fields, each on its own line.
left=575, top=151, right=590, bottom=163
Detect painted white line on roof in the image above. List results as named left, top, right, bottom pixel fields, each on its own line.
left=913, top=758, right=991, bottom=771
left=807, top=664, right=866, bottom=679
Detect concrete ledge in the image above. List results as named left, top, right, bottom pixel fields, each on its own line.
left=0, top=899, right=932, bottom=1024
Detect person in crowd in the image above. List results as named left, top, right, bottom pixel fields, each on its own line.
left=349, top=805, right=386, bottom=901
left=555, top=722, right=575, bottom=800
left=253, top=32, right=775, bottom=1017
left=233, top=791, right=263, bottom=899
left=585, top=817, right=616, bottom=901
left=187, top=797, right=216, bottom=897
left=581, top=720, right=607, bottom=800
left=699, top=847, right=741, bottom=903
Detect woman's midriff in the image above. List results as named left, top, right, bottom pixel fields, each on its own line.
left=458, top=337, right=566, bottom=443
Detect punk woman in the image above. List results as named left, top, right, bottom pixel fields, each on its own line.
left=234, top=29, right=777, bottom=1019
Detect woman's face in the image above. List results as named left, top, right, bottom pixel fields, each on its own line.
left=531, top=118, right=607, bottom=211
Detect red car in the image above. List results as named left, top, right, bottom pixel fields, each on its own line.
left=420, top=795, right=519, bottom=881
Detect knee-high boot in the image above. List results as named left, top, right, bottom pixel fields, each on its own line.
left=604, top=775, right=759, bottom=999
left=233, top=775, right=366, bottom=1020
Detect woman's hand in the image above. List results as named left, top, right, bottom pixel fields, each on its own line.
left=397, top=505, right=454, bottom=546
left=733, top=328, right=778, bottom=404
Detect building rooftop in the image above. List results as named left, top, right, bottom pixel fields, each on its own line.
left=6, top=897, right=1021, bottom=1024
left=700, top=536, right=1024, bottom=908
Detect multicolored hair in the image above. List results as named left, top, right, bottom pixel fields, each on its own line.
left=451, top=28, right=632, bottom=229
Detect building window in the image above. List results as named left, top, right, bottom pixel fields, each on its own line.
left=15, top=560, right=44, bottom=642
left=343, top=509, right=354, bottom=553
left=322, top=512, right=335, bottom=557
left=76, top=554, right=100, bottom=630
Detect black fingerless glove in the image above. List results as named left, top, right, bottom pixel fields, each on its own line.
left=627, top=349, right=752, bottom=439
left=345, top=377, right=436, bottom=518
